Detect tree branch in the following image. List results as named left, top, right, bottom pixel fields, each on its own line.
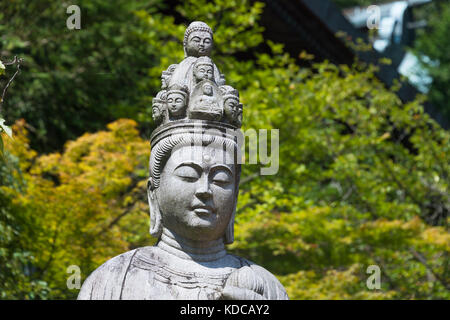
left=0, top=56, right=24, bottom=115
left=410, top=248, right=450, bottom=290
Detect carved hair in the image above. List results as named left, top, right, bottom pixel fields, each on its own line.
left=183, top=21, right=213, bottom=47
left=155, top=89, right=167, bottom=100
left=166, top=84, right=189, bottom=99
left=195, top=56, right=214, bottom=68
left=220, top=85, right=239, bottom=102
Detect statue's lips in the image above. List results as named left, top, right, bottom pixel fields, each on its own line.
left=191, top=205, right=216, bottom=215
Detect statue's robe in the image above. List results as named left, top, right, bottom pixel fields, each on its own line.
left=77, top=246, right=288, bottom=300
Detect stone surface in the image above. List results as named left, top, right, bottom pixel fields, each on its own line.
left=78, top=21, right=288, bottom=300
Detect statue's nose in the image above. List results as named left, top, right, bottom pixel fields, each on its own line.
left=195, top=176, right=212, bottom=200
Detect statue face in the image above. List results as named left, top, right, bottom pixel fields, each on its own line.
left=224, top=98, right=239, bottom=120
left=161, top=74, right=169, bottom=89
left=194, top=64, right=214, bottom=82
left=167, top=92, right=186, bottom=117
left=186, top=31, right=213, bottom=57
left=203, top=84, right=213, bottom=96
left=152, top=103, right=162, bottom=120
left=156, top=144, right=236, bottom=241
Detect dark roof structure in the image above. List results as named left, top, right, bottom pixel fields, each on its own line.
left=257, top=0, right=449, bottom=129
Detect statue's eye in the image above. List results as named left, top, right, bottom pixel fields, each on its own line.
left=207, top=70, right=213, bottom=74
left=204, top=38, right=211, bottom=44
left=211, top=171, right=231, bottom=185
left=200, top=68, right=205, bottom=73
left=167, top=98, right=173, bottom=103
left=174, top=166, right=200, bottom=182
left=175, top=98, right=183, bottom=103
left=191, top=37, right=200, bottom=43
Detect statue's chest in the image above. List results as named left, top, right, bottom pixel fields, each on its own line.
left=120, top=253, right=234, bottom=300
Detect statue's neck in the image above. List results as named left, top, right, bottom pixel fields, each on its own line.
left=157, top=228, right=227, bottom=262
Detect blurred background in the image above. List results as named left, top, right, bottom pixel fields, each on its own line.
left=0, top=0, right=448, bottom=299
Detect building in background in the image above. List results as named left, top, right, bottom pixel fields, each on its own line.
left=343, top=0, right=433, bottom=93
left=256, top=0, right=448, bottom=128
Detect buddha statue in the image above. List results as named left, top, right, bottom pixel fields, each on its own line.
left=220, top=85, right=242, bottom=127
left=152, top=90, right=167, bottom=125
left=161, top=64, right=178, bottom=90
left=166, top=84, right=189, bottom=120
left=77, top=21, right=288, bottom=300
left=188, top=56, right=223, bottom=121
left=167, top=21, right=224, bottom=92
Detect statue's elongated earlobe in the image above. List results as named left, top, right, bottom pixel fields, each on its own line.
left=148, top=179, right=162, bottom=239
left=224, top=206, right=235, bottom=244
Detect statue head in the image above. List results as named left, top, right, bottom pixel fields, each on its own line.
left=193, top=56, right=215, bottom=83
left=161, top=64, right=178, bottom=89
left=152, top=90, right=167, bottom=124
left=221, top=85, right=240, bottom=126
left=148, top=21, right=243, bottom=245
left=148, top=125, right=241, bottom=244
left=202, top=83, right=213, bottom=96
left=166, top=84, right=188, bottom=119
left=184, top=21, right=214, bottom=58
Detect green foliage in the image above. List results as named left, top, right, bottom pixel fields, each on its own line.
left=1, top=124, right=49, bottom=299
left=229, top=52, right=449, bottom=299
left=1, top=119, right=150, bottom=299
left=0, top=0, right=162, bottom=152
left=0, top=0, right=449, bottom=300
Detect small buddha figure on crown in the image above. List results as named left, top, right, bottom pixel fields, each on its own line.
left=193, top=56, right=215, bottom=83
left=189, top=56, right=222, bottom=121
left=152, top=90, right=167, bottom=125
left=168, top=22, right=223, bottom=92
left=166, top=84, right=189, bottom=120
left=220, top=85, right=242, bottom=127
left=161, top=64, right=178, bottom=90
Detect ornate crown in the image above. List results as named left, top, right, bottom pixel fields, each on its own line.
left=150, top=21, right=243, bottom=147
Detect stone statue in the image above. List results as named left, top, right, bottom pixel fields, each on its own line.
left=221, top=85, right=242, bottom=127
left=161, top=64, right=178, bottom=90
left=78, top=21, right=288, bottom=300
left=168, top=21, right=224, bottom=93
left=166, top=84, right=189, bottom=120
left=152, top=90, right=167, bottom=125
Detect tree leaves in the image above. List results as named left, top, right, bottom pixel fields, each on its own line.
left=1, top=0, right=449, bottom=300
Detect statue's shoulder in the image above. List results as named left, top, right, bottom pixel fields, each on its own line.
left=228, top=254, right=289, bottom=300
left=77, top=249, right=139, bottom=300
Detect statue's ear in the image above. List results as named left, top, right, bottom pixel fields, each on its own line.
left=148, top=178, right=162, bottom=239
left=224, top=206, right=236, bottom=245
left=225, top=185, right=240, bottom=245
